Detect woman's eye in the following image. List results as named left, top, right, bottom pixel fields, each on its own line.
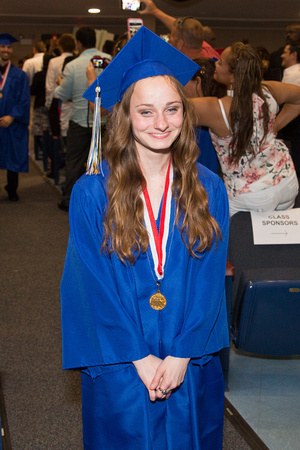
left=168, top=107, right=178, bottom=113
left=140, top=110, right=152, bottom=116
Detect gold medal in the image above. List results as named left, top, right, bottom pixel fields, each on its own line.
left=0, top=93, right=3, bottom=98
left=149, top=285, right=167, bottom=311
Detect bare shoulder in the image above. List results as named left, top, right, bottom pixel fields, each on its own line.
left=190, top=96, right=222, bottom=127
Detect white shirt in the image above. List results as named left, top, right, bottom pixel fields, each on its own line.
left=45, top=52, right=73, bottom=108
left=22, top=53, right=44, bottom=86
left=282, top=63, right=300, bottom=87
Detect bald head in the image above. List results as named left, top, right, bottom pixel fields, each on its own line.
left=170, top=17, right=204, bottom=50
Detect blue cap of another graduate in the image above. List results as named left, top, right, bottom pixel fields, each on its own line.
left=0, top=33, right=18, bottom=45
left=83, top=26, right=199, bottom=111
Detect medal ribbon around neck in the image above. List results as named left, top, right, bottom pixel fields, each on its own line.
left=0, top=61, right=11, bottom=94
left=142, top=155, right=173, bottom=280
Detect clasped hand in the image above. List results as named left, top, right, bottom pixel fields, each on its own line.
left=133, top=354, right=190, bottom=402
left=0, top=115, right=14, bottom=128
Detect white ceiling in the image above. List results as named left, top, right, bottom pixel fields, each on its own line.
left=1, top=0, right=300, bottom=31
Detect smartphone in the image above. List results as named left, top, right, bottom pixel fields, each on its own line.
left=91, top=56, right=110, bottom=70
left=127, top=18, right=144, bottom=39
left=121, top=0, right=143, bottom=11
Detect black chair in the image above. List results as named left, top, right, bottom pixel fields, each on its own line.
left=227, top=211, right=300, bottom=356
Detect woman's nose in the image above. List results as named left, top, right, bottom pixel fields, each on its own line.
left=154, top=114, right=168, bottom=130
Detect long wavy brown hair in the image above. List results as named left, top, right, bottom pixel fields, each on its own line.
left=227, top=42, right=270, bottom=165
left=102, top=75, right=221, bottom=263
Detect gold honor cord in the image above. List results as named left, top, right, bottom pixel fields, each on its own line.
left=86, top=85, right=103, bottom=176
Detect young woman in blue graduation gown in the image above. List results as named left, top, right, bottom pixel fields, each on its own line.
left=61, top=27, right=229, bottom=450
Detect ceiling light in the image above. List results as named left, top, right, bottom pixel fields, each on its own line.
left=88, top=8, right=101, bottom=13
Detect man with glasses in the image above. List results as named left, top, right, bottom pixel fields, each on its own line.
left=139, top=0, right=220, bottom=59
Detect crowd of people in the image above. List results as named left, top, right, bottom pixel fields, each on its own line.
left=1, top=4, right=300, bottom=447
left=1, top=1, right=299, bottom=211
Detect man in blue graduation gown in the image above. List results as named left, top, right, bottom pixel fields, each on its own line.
left=0, top=34, right=30, bottom=201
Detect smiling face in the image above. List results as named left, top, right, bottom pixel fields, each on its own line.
left=281, top=45, right=295, bottom=68
left=214, top=47, right=235, bottom=88
left=0, top=44, right=13, bottom=63
left=129, top=76, right=184, bottom=158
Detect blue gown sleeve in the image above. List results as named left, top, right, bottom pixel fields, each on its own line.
left=60, top=176, right=151, bottom=370
left=9, top=70, right=30, bottom=125
left=169, top=173, right=229, bottom=360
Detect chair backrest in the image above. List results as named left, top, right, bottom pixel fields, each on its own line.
left=228, top=211, right=300, bottom=355
left=228, top=212, right=300, bottom=307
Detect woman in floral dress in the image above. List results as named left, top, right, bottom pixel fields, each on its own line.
left=191, top=42, right=300, bottom=216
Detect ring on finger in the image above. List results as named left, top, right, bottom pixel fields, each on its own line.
left=159, top=387, right=167, bottom=396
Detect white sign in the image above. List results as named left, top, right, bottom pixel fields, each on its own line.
left=250, top=209, right=300, bottom=245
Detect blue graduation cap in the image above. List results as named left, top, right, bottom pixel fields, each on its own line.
left=0, top=33, right=18, bottom=45
left=83, top=26, right=199, bottom=111
left=84, top=26, right=199, bottom=176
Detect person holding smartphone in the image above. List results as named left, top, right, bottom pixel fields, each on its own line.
left=54, top=27, right=111, bottom=211
left=139, top=0, right=220, bottom=59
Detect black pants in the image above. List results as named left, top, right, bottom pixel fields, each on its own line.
left=61, top=121, right=92, bottom=204
left=6, top=170, right=18, bottom=194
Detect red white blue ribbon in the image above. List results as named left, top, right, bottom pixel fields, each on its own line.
left=142, top=157, right=173, bottom=280
left=0, top=61, right=11, bottom=95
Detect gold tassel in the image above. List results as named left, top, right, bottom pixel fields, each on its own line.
left=86, top=85, right=103, bottom=175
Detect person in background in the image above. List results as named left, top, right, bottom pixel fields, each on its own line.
left=102, top=39, right=115, bottom=56
left=139, top=0, right=220, bottom=60
left=112, top=32, right=129, bottom=58
left=256, top=46, right=271, bottom=79
left=278, top=43, right=300, bottom=178
left=59, top=54, right=78, bottom=170
left=22, top=40, right=46, bottom=86
left=61, top=26, right=229, bottom=449
left=265, top=23, right=300, bottom=81
left=46, top=33, right=76, bottom=184
left=30, top=52, right=55, bottom=168
left=0, top=33, right=30, bottom=201
left=191, top=42, right=300, bottom=216
left=55, top=27, right=111, bottom=211
left=281, top=43, right=300, bottom=85
left=184, top=57, right=225, bottom=173
left=203, top=26, right=217, bottom=49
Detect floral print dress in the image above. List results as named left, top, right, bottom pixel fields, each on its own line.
left=210, top=89, right=295, bottom=198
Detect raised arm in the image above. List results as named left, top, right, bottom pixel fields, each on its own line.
left=263, top=80, right=300, bottom=106
left=263, top=81, right=300, bottom=134
left=139, top=0, right=175, bottom=30
left=274, top=103, right=300, bottom=134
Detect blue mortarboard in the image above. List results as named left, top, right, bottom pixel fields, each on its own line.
left=83, top=26, right=199, bottom=111
left=0, top=33, right=18, bottom=45
left=84, top=26, right=199, bottom=176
